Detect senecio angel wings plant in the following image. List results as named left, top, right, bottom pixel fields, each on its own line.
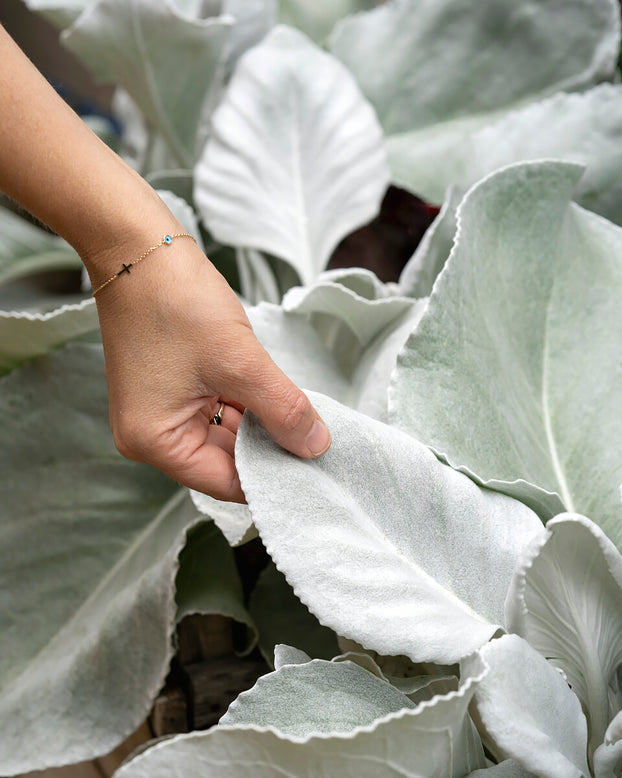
left=3, top=0, right=622, bottom=776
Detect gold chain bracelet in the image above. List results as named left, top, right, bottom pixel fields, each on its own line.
left=91, top=232, right=197, bottom=297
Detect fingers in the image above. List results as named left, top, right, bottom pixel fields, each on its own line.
left=230, top=343, right=331, bottom=460
left=200, top=401, right=243, bottom=435
left=115, top=408, right=245, bottom=503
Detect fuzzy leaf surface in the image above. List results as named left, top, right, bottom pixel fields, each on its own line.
left=505, top=513, right=622, bottom=752
left=464, top=634, right=589, bottom=777
left=330, top=0, right=620, bottom=202
left=115, top=652, right=488, bottom=776
left=194, top=25, right=389, bottom=286
left=63, top=0, right=231, bottom=166
left=390, top=161, right=622, bottom=535
left=0, top=344, right=196, bottom=773
left=236, top=392, right=542, bottom=664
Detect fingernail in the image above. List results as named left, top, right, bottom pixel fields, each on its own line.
left=306, top=418, right=331, bottom=457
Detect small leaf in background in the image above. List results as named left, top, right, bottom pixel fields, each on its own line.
left=220, top=658, right=416, bottom=736
left=249, top=561, right=339, bottom=667
left=331, top=0, right=620, bottom=203
left=505, top=513, right=622, bottom=754
left=236, top=391, right=542, bottom=664
left=63, top=0, right=232, bottom=166
left=464, top=634, right=589, bottom=777
left=390, top=160, right=622, bottom=538
left=194, top=25, right=390, bottom=286
left=0, top=344, right=198, bottom=773
left=114, top=651, right=488, bottom=776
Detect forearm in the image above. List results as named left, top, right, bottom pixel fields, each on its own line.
left=0, top=27, right=179, bottom=286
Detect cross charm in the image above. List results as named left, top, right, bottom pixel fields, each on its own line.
left=117, top=263, right=132, bottom=276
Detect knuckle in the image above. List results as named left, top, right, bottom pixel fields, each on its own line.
left=111, top=418, right=148, bottom=461
left=278, top=387, right=311, bottom=434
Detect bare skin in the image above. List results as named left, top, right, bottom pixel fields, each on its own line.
left=0, top=27, right=331, bottom=502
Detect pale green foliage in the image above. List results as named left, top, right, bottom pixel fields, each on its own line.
left=390, top=161, right=622, bottom=537
left=5, top=0, right=622, bottom=774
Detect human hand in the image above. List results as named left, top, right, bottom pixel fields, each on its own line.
left=92, top=230, right=331, bottom=503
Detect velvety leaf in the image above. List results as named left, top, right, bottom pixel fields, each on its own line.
left=390, top=161, right=622, bottom=535
left=282, top=282, right=413, bottom=348
left=249, top=561, right=339, bottom=667
left=399, top=186, right=461, bottom=298
left=189, top=491, right=256, bottom=546
left=0, top=344, right=198, bottom=773
left=352, top=301, right=427, bottom=422
left=505, top=513, right=622, bottom=753
left=194, top=25, right=389, bottom=286
left=221, top=659, right=416, bottom=735
left=278, top=273, right=426, bottom=415
left=278, top=0, right=375, bottom=44
left=464, top=634, right=589, bottom=778
left=63, top=0, right=231, bottom=166
left=330, top=0, right=620, bottom=202
left=0, top=207, right=82, bottom=287
left=115, top=652, right=488, bottom=776
left=175, top=521, right=257, bottom=654
left=236, top=392, right=542, bottom=664
left=0, top=299, right=99, bottom=375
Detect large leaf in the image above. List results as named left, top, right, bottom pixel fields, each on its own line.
left=63, top=0, right=232, bottom=166
left=0, top=343, right=198, bottom=773
left=221, top=658, right=416, bottom=735
left=194, top=25, right=390, bottom=286
left=236, top=392, right=542, bottom=664
left=390, top=161, right=622, bottom=536
left=464, top=635, right=589, bottom=778
left=0, top=299, right=99, bottom=375
left=330, top=0, right=620, bottom=202
left=505, top=513, right=622, bottom=753
left=114, top=652, right=488, bottom=776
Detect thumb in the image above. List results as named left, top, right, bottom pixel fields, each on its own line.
left=233, top=345, right=331, bottom=459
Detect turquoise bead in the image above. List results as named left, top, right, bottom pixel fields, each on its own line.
left=164, top=235, right=172, bottom=244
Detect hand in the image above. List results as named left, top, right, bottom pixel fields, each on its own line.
left=93, top=232, right=331, bottom=503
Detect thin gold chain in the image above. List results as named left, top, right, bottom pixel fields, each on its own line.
left=91, top=232, right=197, bottom=297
